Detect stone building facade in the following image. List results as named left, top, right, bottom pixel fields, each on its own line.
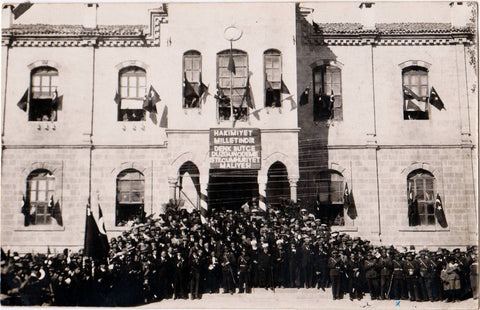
left=1, top=2, right=477, bottom=253
left=1, top=2, right=299, bottom=253
left=295, top=2, right=477, bottom=247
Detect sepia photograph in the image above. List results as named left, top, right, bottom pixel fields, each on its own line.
left=0, top=1, right=478, bottom=309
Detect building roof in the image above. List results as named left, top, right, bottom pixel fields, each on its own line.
left=311, top=22, right=474, bottom=35
left=3, top=24, right=148, bottom=36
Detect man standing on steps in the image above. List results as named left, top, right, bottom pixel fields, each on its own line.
left=328, top=250, right=343, bottom=300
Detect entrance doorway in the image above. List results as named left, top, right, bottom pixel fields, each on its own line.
left=266, top=161, right=289, bottom=207
left=208, top=169, right=258, bottom=210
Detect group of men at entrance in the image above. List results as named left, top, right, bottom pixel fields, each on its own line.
left=1, top=201, right=478, bottom=306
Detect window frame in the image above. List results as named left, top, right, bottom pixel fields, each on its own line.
left=118, top=66, right=147, bottom=122
left=312, top=65, right=343, bottom=121
left=183, top=50, right=202, bottom=109
left=116, top=169, right=145, bottom=226
left=402, top=66, right=429, bottom=120
left=216, top=49, right=249, bottom=122
left=29, top=66, right=59, bottom=122
left=264, top=49, right=282, bottom=108
left=407, top=170, right=436, bottom=226
left=26, top=169, right=55, bottom=225
left=315, top=171, right=345, bottom=226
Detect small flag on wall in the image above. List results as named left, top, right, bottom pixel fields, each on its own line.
left=429, top=87, right=445, bottom=111
left=17, top=89, right=29, bottom=111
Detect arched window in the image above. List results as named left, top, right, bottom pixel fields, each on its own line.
left=402, top=66, right=429, bottom=120
left=407, top=169, right=435, bottom=226
left=26, top=169, right=55, bottom=225
left=264, top=49, right=282, bottom=108
left=183, top=50, right=202, bottom=108
left=313, top=65, right=342, bottom=121
left=116, top=169, right=145, bottom=226
left=118, top=66, right=146, bottom=121
left=315, top=171, right=344, bottom=226
left=216, top=49, right=249, bottom=121
left=29, top=66, right=58, bottom=121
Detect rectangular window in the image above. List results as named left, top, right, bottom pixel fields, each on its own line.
left=313, top=66, right=342, bottom=121
left=265, top=52, right=282, bottom=107
left=184, top=52, right=202, bottom=108
left=403, top=67, right=429, bottom=120
left=118, top=67, right=146, bottom=121
left=27, top=175, right=54, bottom=225
left=408, top=176, right=435, bottom=226
left=29, top=67, right=58, bottom=121
left=217, top=52, right=248, bottom=121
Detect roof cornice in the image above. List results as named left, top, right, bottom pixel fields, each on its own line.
left=1, top=5, right=168, bottom=48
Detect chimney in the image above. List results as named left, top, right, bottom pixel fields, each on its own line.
left=450, top=2, right=470, bottom=28
left=84, top=3, right=98, bottom=29
left=2, top=4, right=14, bottom=29
left=359, top=2, right=375, bottom=31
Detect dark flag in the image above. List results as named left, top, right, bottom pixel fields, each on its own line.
left=347, top=189, right=358, bottom=220
left=281, top=77, right=290, bottom=95
left=243, top=75, right=254, bottom=109
left=114, top=90, right=121, bottom=105
left=98, top=204, right=110, bottom=253
left=47, top=246, right=51, bottom=256
left=434, top=193, right=448, bottom=228
left=227, top=51, right=236, bottom=75
left=344, top=183, right=350, bottom=206
left=84, top=203, right=109, bottom=260
left=429, top=87, right=445, bottom=111
left=52, top=89, right=63, bottom=111
left=198, top=73, right=209, bottom=99
left=407, top=184, right=419, bottom=226
left=13, top=2, right=33, bottom=19
left=47, top=195, right=54, bottom=214
left=183, top=73, right=198, bottom=100
left=299, top=87, right=310, bottom=105
left=17, top=89, right=29, bottom=112
left=143, top=86, right=160, bottom=113
left=20, top=195, right=31, bottom=226
left=52, top=201, right=63, bottom=226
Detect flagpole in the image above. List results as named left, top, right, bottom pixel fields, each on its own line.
left=229, top=40, right=234, bottom=127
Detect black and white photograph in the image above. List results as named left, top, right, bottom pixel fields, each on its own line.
left=0, top=1, right=478, bottom=309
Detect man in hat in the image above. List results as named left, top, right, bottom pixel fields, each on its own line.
left=237, top=248, right=251, bottom=293
left=328, top=249, right=344, bottom=299
left=378, top=248, right=393, bottom=300
left=391, top=252, right=406, bottom=300
left=363, top=251, right=380, bottom=300
left=403, top=251, right=421, bottom=301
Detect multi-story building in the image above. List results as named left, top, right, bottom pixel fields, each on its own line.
left=1, top=2, right=476, bottom=253
left=1, top=2, right=299, bottom=253
left=296, top=2, right=477, bottom=247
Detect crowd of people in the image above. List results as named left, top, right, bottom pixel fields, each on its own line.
left=1, top=201, right=478, bottom=306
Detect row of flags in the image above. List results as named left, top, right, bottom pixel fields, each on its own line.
left=84, top=202, right=110, bottom=260
left=17, top=89, right=63, bottom=112
left=407, top=184, right=448, bottom=228
left=21, top=195, right=63, bottom=226
left=403, top=85, right=445, bottom=111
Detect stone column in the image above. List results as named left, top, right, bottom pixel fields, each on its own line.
left=258, top=174, right=267, bottom=211
left=289, top=176, right=299, bottom=203
left=168, top=177, right=178, bottom=202
left=199, top=173, right=209, bottom=212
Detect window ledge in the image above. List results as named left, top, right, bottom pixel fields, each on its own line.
left=399, top=226, right=450, bottom=232
left=29, top=122, right=57, bottom=131
left=331, top=225, right=358, bottom=232
left=119, top=122, right=146, bottom=131
left=15, top=225, right=65, bottom=232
